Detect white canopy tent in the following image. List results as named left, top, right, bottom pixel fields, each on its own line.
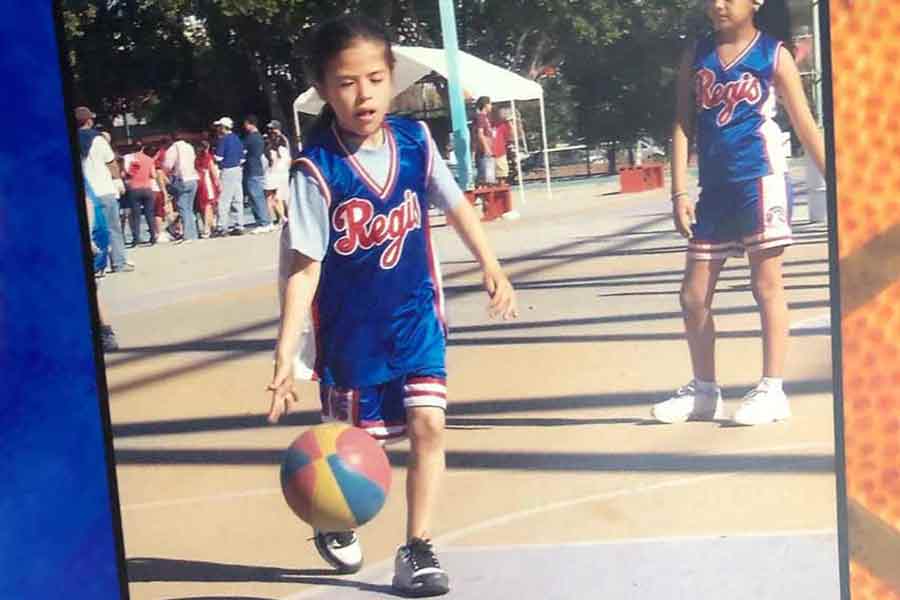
left=292, top=45, right=553, bottom=204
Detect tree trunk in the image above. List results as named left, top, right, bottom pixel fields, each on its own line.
left=607, top=142, right=617, bottom=174
left=252, top=51, right=284, bottom=124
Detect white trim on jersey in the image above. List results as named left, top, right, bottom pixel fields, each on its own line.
left=295, top=157, right=332, bottom=207
left=332, top=122, right=399, bottom=200
left=719, top=30, right=761, bottom=71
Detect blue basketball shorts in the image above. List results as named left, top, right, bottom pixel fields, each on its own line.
left=319, top=372, right=447, bottom=443
left=689, top=172, right=794, bottom=261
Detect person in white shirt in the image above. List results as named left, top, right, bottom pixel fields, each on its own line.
left=163, top=133, right=200, bottom=242
left=263, top=131, right=290, bottom=225
left=75, top=106, right=132, bottom=272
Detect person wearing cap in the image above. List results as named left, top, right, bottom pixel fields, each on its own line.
left=74, top=106, right=133, bottom=273
left=266, top=119, right=291, bottom=151
left=242, top=114, right=274, bottom=234
left=213, top=116, right=245, bottom=236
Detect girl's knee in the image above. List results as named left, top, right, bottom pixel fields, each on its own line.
left=680, top=285, right=709, bottom=315
left=407, top=408, right=445, bottom=445
left=751, top=270, right=784, bottom=304
left=752, top=278, right=783, bottom=304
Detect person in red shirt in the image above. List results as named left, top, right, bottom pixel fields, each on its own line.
left=123, top=141, right=159, bottom=245
left=471, top=96, right=495, bottom=185
left=194, top=140, right=220, bottom=238
left=491, top=108, right=512, bottom=185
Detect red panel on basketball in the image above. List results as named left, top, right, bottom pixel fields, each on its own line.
left=336, top=426, right=392, bottom=493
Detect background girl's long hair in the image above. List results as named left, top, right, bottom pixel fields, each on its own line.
left=755, top=0, right=794, bottom=53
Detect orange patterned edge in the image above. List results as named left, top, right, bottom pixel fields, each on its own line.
left=832, top=0, right=900, bottom=598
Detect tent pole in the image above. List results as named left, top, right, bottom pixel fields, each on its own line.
left=438, top=0, right=473, bottom=190
left=293, top=108, right=302, bottom=152
left=539, top=95, right=552, bottom=200
left=510, top=99, right=526, bottom=207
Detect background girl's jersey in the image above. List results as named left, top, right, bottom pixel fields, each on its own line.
left=693, top=31, right=787, bottom=188
left=287, top=116, right=448, bottom=387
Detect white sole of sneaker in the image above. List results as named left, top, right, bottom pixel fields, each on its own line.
left=650, top=400, right=725, bottom=424
left=732, top=409, right=792, bottom=426
left=391, top=575, right=450, bottom=598
left=313, top=535, right=363, bottom=574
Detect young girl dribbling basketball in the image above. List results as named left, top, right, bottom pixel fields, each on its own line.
left=265, top=16, right=518, bottom=596
left=652, top=0, right=826, bottom=426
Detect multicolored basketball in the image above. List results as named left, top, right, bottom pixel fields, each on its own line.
left=280, top=422, right=392, bottom=531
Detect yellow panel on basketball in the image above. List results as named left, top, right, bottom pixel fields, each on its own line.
left=309, top=457, right=357, bottom=530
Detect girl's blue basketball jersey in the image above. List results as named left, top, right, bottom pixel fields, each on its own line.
left=693, top=31, right=787, bottom=188
left=295, top=116, right=447, bottom=388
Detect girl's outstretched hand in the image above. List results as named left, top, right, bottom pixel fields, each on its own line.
left=267, top=356, right=298, bottom=424
left=484, top=267, right=519, bottom=320
left=673, top=196, right=695, bottom=239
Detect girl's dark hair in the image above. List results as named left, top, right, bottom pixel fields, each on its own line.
left=754, top=0, right=793, bottom=51
left=304, top=16, right=396, bottom=137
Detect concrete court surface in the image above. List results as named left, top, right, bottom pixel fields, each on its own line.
left=101, top=166, right=842, bottom=599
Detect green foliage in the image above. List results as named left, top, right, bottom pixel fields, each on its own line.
left=60, top=0, right=712, bottom=145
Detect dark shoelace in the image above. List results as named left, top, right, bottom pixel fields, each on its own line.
left=407, top=538, right=440, bottom=570
left=327, top=531, right=356, bottom=546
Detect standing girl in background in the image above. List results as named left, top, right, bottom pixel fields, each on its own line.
left=652, top=0, right=825, bottom=426
left=263, top=135, right=288, bottom=226
left=195, top=140, right=220, bottom=238
left=266, top=16, right=517, bottom=597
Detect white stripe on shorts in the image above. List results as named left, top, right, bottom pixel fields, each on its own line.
left=404, top=383, right=447, bottom=395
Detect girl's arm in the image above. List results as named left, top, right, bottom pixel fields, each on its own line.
left=267, top=250, right=321, bottom=423
left=444, top=200, right=518, bottom=320
left=672, top=48, right=696, bottom=238
left=774, top=46, right=826, bottom=175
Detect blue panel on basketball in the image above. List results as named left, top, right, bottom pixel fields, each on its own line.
left=327, top=454, right=387, bottom=526
left=281, top=447, right=313, bottom=478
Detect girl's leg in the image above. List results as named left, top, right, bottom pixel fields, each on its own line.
left=204, top=204, right=214, bottom=236
left=275, top=195, right=287, bottom=224
left=733, top=246, right=792, bottom=425
left=652, top=256, right=728, bottom=423
left=681, top=257, right=727, bottom=382
left=405, top=406, right=445, bottom=541
left=748, top=247, right=788, bottom=378
left=396, top=405, right=449, bottom=594
left=266, top=191, right=278, bottom=223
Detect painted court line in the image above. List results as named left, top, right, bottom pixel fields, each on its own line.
left=278, top=441, right=832, bottom=600
left=120, top=441, right=830, bottom=514
left=440, top=528, right=837, bottom=553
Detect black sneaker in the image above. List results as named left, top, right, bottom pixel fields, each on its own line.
left=392, top=538, right=449, bottom=597
left=313, top=530, right=363, bottom=574
left=229, top=227, right=244, bottom=236
left=100, top=325, right=119, bottom=352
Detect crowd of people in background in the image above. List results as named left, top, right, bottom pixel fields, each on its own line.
left=77, top=107, right=296, bottom=280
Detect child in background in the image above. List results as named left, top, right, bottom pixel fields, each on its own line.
left=652, top=0, right=826, bottom=426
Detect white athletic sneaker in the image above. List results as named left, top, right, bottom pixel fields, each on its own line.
left=651, top=381, right=724, bottom=424
left=732, top=387, right=791, bottom=425
left=313, top=530, right=363, bottom=574
left=392, top=538, right=450, bottom=597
